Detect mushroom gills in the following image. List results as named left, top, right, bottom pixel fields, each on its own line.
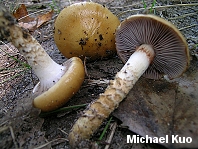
left=33, top=57, right=85, bottom=112
left=32, top=59, right=66, bottom=96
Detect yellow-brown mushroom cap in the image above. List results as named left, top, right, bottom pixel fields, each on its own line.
left=33, top=57, right=85, bottom=112
left=54, top=2, right=120, bottom=61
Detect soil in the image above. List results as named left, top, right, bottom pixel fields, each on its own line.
left=0, top=0, right=197, bottom=149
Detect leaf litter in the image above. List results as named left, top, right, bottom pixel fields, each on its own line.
left=13, top=4, right=53, bottom=32
left=113, top=57, right=198, bottom=148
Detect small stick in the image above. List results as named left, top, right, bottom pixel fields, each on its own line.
left=87, top=78, right=110, bottom=85
left=33, top=138, right=68, bottom=149
left=9, top=126, right=18, bottom=149
left=104, top=122, right=117, bottom=149
left=58, top=128, right=68, bottom=136
left=117, top=3, right=198, bottom=17
left=0, top=126, right=18, bottom=149
left=168, top=11, right=198, bottom=20
left=179, top=24, right=198, bottom=31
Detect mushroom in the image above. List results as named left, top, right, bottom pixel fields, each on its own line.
left=68, top=14, right=189, bottom=148
left=54, top=2, right=120, bottom=61
left=0, top=6, right=85, bottom=112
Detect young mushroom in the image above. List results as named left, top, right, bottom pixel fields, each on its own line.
left=68, top=14, right=190, bottom=148
left=54, top=2, right=120, bottom=61
left=0, top=6, right=85, bottom=112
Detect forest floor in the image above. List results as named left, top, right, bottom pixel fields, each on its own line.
left=0, top=0, right=198, bottom=149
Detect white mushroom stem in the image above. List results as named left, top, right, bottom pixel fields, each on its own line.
left=0, top=8, right=66, bottom=95
left=22, top=36, right=66, bottom=95
left=117, top=44, right=154, bottom=83
left=68, top=44, right=155, bottom=148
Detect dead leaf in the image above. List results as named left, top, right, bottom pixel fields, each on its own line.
left=13, top=4, right=28, bottom=20
left=37, top=10, right=53, bottom=28
left=13, top=4, right=53, bottom=31
left=13, top=4, right=34, bottom=23
left=113, top=59, right=198, bottom=148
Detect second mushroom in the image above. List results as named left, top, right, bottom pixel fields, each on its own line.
left=54, top=2, right=120, bottom=61
left=0, top=6, right=85, bottom=112
left=68, top=14, right=190, bottom=148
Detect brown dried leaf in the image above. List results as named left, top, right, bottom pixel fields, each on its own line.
left=113, top=60, right=198, bottom=148
left=13, top=4, right=34, bottom=23
left=13, top=4, right=53, bottom=31
left=37, top=10, right=53, bottom=28
left=13, top=4, right=28, bottom=20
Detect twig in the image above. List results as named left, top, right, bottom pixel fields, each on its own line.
left=0, top=67, right=25, bottom=72
left=9, top=126, right=18, bottom=149
left=179, top=24, right=198, bottom=31
left=58, top=128, right=68, bottom=136
left=110, top=1, right=145, bottom=9
left=117, top=3, right=198, bottom=17
left=33, top=138, right=68, bottom=149
left=168, top=11, right=198, bottom=20
left=104, top=122, right=117, bottom=149
left=83, top=57, right=89, bottom=78
left=0, top=69, right=27, bottom=84
left=0, top=126, right=18, bottom=149
left=68, top=0, right=72, bottom=5
left=87, top=78, right=110, bottom=85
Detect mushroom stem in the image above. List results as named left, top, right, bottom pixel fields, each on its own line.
left=0, top=7, right=65, bottom=95
left=117, top=44, right=154, bottom=81
left=68, top=44, right=155, bottom=148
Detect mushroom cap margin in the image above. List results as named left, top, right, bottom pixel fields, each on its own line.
left=33, top=57, right=85, bottom=112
